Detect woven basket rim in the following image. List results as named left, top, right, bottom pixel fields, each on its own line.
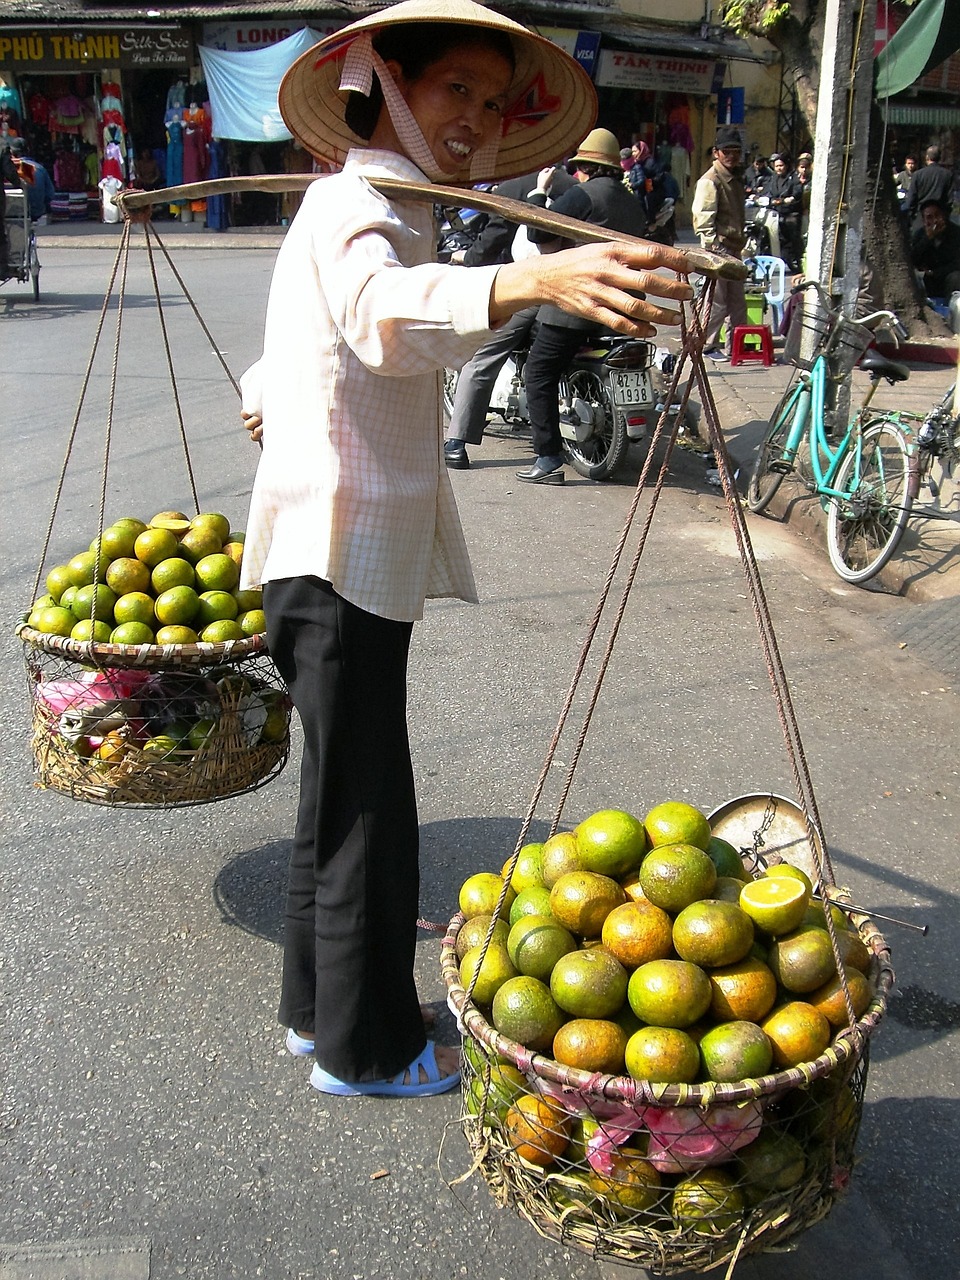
left=442, top=908, right=892, bottom=1108
left=17, top=618, right=269, bottom=666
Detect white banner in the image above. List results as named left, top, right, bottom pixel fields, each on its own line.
left=596, top=49, right=715, bottom=94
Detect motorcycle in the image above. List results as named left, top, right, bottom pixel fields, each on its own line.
left=443, top=331, right=699, bottom=481
left=743, top=194, right=782, bottom=262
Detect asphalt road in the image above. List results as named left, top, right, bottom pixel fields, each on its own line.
left=0, top=249, right=956, bottom=1280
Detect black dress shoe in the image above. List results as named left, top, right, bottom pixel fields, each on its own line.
left=444, top=441, right=469, bottom=469
left=516, top=456, right=565, bottom=484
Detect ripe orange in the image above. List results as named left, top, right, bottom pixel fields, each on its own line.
left=134, top=527, right=179, bottom=567
left=45, top=564, right=73, bottom=601
left=454, top=914, right=509, bottom=962
left=601, top=900, right=674, bottom=968
left=549, top=946, right=628, bottom=1019
left=113, top=591, right=156, bottom=626
left=237, top=609, right=267, bottom=637
left=627, top=959, right=712, bottom=1028
left=190, top=512, right=231, bottom=543
left=549, top=871, right=626, bottom=938
left=490, top=975, right=566, bottom=1052
left=200, top=620, right=245, bottom=643
left=707, top=956, right=778, bottom=1023
left=110, top=621, right=155, bottom=645
left=179, top=526, right=223, bottom=566
left=588, top=1149, right=662, bottom=1216
left=698, top=1020, right=774, bottom=1082
left=222, top=541, right=246, bottom=570
left=71, top=582, right=117, bottom=623
left=508, top=885, right=553, bottom=926
left=36, top=606, right=76, bottom=636
left=96, top=730, right=127, bottom=762
left=705, top=836, right=749, bottom=880
left=541, top=831, right=584, bottom=887
left=503, top=1095, right=571, bottom=1168
left=761, top=1001, right=831, bottom=1068
left=459, top=941, right=517, bottom=1006
left=151, top=557, right=195, bottom=594
left=71, top=618, right=112, bottom=643
left=196, top=590, right=239, bottom=627
left=105, top=557, right=151, bottom=596
left=739, top=876, right=810, bottom=935
left=834, top=928, right=872, bottom=974
left=736, top=1126, right=806, bottom=1202
left=624, top=1026, right=699, bottom=1084
left=553, top=1018, right=628, bottom=1075
left=574, top=808, right=647, bottom=879
left=644, top=800, right=711, bottom=851
left=155, top=625, right=199, bottom=645
left=767, top=926, right=837, bottom=993
left=638, top=843, right=717, bottom=913
left=808, top=967, right=873, bottom=1027
left=501, top=843, right=546, bottom=893
left=671, top=1168, right=745, bottom=1234
left=672, top=899, right=755, bottom=968
left=619, top=869, right=650, bottom=902
left=155, top=585, right=200, bottom=627
left=458, top=872, right=516, bottom=920
left=195, top=552, right=240, bottom=593
left=506, top=915, right=576, bottom=981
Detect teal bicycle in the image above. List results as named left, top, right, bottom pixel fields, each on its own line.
left=747, top=281, right=920, bottom=584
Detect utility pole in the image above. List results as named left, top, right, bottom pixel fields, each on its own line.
left=803, top=0, right=878, bottom=417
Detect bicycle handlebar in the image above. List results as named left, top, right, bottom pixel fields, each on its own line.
left=788, top=279, right=902, bottom=341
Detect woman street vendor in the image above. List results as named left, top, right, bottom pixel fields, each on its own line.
left=238, top=0, right=699, bottom=1099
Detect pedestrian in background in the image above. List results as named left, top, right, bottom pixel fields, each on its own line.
left=692, top=125, right=747, bottom=362
left=903, top=145, right=953, bottom=229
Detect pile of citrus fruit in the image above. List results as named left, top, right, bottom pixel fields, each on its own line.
left=27, top=510, right=262, bottom=647
left=454, top=800, right=876, bottom=1237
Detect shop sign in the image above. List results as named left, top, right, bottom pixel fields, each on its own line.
left=201, top=21, right=345, bottom=52
left=596, top=49, right=716, bottom=94
left=0, top=26, right=193, bottom=69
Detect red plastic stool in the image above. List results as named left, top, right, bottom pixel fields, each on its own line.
left=730, top=324, right=774, bottom=367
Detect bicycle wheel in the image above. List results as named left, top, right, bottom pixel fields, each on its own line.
left=442, top=366, right=458, bottom=418
left=560, top=368, right=628, bottom=481
left=29, top=236, right=40, bottom=301
left=747, top=379, right=805, bottom=514
left=826, top=420, right=918, bottom=584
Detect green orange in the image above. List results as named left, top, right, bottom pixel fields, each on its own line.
left=644, top=800, right=711, bottom=850
left=574, top=808, right=647, bottom=878
left=638, top=843, right=717, bottom=913
left=506, top=915, right=576, bottom=981
left=491, top=975, right=566, bottom=1052
left=459, top=941, right=517, bottom=1006
left=627, top=959, right=712, bottom=1029
left=672, top=899, right=754, bottom=968
left=549, top=946, right=628, bottom=1019
left=541, top=831, right=584, bottom=887
left=625, top=1026, right=699, bottom=1084
left=698, top=1020, right=774, bottom=1082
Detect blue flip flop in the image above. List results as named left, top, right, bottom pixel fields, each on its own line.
left=285, top=1028, right=315, bottom=1057
left=308, top=1041, right=460, bottom=1098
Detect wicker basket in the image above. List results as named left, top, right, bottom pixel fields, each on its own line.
left=441, top=875, right=892, bottom=1275
left=17, top=621, right=290, bottom=807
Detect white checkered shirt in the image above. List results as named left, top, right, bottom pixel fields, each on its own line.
left=240, top=150, right=501, bottom=622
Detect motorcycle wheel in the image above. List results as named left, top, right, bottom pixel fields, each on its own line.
left=442, top=366, right=459, bottom=418
left=560, top=368, right=629, bottom=481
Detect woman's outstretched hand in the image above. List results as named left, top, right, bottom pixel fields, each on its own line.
left=491, top=239, right=696, bottom=338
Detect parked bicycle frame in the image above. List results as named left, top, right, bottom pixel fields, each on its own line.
left=747, top=281, right=920, bottom=584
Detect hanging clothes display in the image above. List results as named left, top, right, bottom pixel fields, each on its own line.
left=205, top=139, right=230, bottom=232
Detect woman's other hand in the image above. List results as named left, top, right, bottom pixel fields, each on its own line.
left=242, top=409, right=263, bottom=444
left=491, top=239, right=696, bottom=338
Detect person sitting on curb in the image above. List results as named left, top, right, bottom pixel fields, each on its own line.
left=910, top=199, right=960, bottom=301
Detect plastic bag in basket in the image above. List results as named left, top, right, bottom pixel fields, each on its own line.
left=644, top=1099, right=764, bottom=1173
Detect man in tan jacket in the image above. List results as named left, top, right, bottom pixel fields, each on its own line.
left=692, top=125, right=747, bottom=361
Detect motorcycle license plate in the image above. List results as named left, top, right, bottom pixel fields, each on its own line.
left=610, top=370, right=653, bottom=407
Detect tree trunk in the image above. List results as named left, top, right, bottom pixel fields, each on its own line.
left=865, top=101, right=950, bottom=337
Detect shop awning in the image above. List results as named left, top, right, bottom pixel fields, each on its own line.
left=875, top=0, right=960, bottom=97
left=199, top=26, right=320, bottom=142
left=880, top=101, right=960, bottom=127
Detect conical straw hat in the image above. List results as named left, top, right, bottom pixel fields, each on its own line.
left=279, top=0, right=597, bottom=184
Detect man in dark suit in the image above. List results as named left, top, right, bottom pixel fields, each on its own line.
left=911, top=200, right=960, bottom=300
left=517, top=127, right=648, bottom=484
left=444, top=165, right=574, bottom=469
left=903, top=145, right=954, bottom=229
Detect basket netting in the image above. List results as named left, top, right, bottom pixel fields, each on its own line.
left=19, top=629, right=289, bottom=807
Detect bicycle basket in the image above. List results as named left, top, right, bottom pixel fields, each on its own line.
left=783, top=304, right=833, bottom=370
left=827, top=316, right=876, bottom=379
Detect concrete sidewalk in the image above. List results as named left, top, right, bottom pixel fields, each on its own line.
left=688, top=346, right=960, bottom=603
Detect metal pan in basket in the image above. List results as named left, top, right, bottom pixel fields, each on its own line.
left=707, top=791, right=825, bottom=884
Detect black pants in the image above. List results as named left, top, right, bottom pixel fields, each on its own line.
left=263, top=576, right=425, bottom=1083
left=524, top=322, right=590, bottom=458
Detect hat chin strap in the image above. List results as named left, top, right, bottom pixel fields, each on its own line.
left=339, top=34, right=499, bottom=183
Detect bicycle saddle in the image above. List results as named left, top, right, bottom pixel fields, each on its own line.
left=860, top=349, right=910, bottom=382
